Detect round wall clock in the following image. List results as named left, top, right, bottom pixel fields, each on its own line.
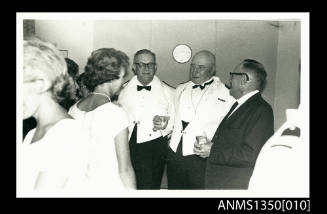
left=173, top=44, right=192, bottom=63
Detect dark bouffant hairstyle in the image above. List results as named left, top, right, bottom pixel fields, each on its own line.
left=76, top=71, right=87, bottom=89
left=24, top=38, right=76, bottom=105
left=241, top=59, right=267, bottom=92
left=83, top=48, right=130, bottom=92
left=65, top=58, right=79, bottom=79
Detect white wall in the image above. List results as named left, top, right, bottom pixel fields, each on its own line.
left=92, top=20, right=278, bottom=108
left=214, top=20, right=278, bottom=108
left=151, top=20, right=216, bottom=86
left=274, top=21, right=301, bottom=129
left=93, top=20, right=217, bottom=85
left=34, top=19, right=300, bottom=130
left=93, top=20, right=152, bottom=80
left=35, top=20, right=94, bottom=74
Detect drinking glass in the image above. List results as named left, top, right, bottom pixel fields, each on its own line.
left=195, top=132, right=208, bottom=145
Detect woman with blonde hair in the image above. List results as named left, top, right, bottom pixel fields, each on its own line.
left=19, top=38, right=88, bottom=195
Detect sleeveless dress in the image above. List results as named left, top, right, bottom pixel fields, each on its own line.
left=69, top=102, right=129, bottom=194
left=18, top=118, right=88, bottom=196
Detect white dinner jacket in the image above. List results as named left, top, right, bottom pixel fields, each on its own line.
left=118, top=75, right=175, bottom=143
left=169, top=76, right=235, bottom=156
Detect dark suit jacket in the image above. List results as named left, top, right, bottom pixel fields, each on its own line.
left=205, top=93, right=274, bottom=189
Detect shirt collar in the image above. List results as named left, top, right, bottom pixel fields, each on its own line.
left=133, top=75, right=159, bottom=87
left=191, top=77, right=214, bottom=87
left=236, top=90, right=259, bottom=106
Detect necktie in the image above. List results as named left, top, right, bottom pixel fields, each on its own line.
left=212, top=101, right=239, bottom=142
left=137, top=85, right=151, bottom=91
left=192, top=79, right=214, bottom=90
left=222, top=101, right=239, bottom=121
left=181, top=120, right=189, bottom=131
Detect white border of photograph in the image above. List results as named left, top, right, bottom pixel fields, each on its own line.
left=17, top=12, right=309, bottom=198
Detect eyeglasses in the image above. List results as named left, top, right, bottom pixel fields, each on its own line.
left=190, top=64, right=211, bottom=71
left=134, top=62, right=156, bottom=70
left=229, top=72, right=249, bottom=81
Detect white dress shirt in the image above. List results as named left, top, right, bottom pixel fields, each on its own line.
left=118, top=75, right=175, bottom=143
left=169, top=76, right=235, bottom=156
left=180, top=78, right=215, bottom=122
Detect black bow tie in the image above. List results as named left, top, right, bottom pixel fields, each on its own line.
left=137, top=85, right=151, bottom=91
left=192, top=79, right=214, bottom=90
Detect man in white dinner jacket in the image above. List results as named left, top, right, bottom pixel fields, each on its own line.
left=167, top=50, right=235, bottom=189
left=118, top=49, right=175, bottom=189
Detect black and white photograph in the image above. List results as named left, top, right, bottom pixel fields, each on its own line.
left=17, top=12, right=309, bottom=199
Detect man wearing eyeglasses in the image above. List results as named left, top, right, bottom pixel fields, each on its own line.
left=167, top=50, right=235, bottom=189
left=195, top=59, right=274, bottom=189
left=118, top=49, right=175, bottom=189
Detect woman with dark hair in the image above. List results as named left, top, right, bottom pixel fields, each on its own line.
left=75, top=72, right=90, bottom=99
left=59, top=58, right=80, bottom=111
left=19, top=38, right=88, bottom=195
left=65, top=57, right=79, bottom=80
left=68, top=48, right=136, bottom=192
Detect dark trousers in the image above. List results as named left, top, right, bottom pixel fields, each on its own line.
left=166, top=140, right=207, bottom=189
left=129, top=125, right=168, bottom=189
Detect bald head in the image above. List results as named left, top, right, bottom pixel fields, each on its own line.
left=190, top=50, right=216, bottom=84
left=193, top=50, right=216, bottom=65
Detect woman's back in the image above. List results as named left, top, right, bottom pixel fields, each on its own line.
left=76, top=94, right=109, bottom=112
left=67, top=47, right=136, bottom=192
left=69, top=101, right=129, bottom=192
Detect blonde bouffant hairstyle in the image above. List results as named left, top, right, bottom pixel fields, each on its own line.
left=23, top=38, right=76, bottom=104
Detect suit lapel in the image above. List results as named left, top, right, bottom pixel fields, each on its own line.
left=222, top=93, right=262, bottom=127
left=175, top=83, right=190, bottom=132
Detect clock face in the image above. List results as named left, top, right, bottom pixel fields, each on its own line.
left=173, top=44, right=192, bottom=63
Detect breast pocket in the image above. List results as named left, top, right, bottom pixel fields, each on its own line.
left=210, top=99, right=232, bottom=118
